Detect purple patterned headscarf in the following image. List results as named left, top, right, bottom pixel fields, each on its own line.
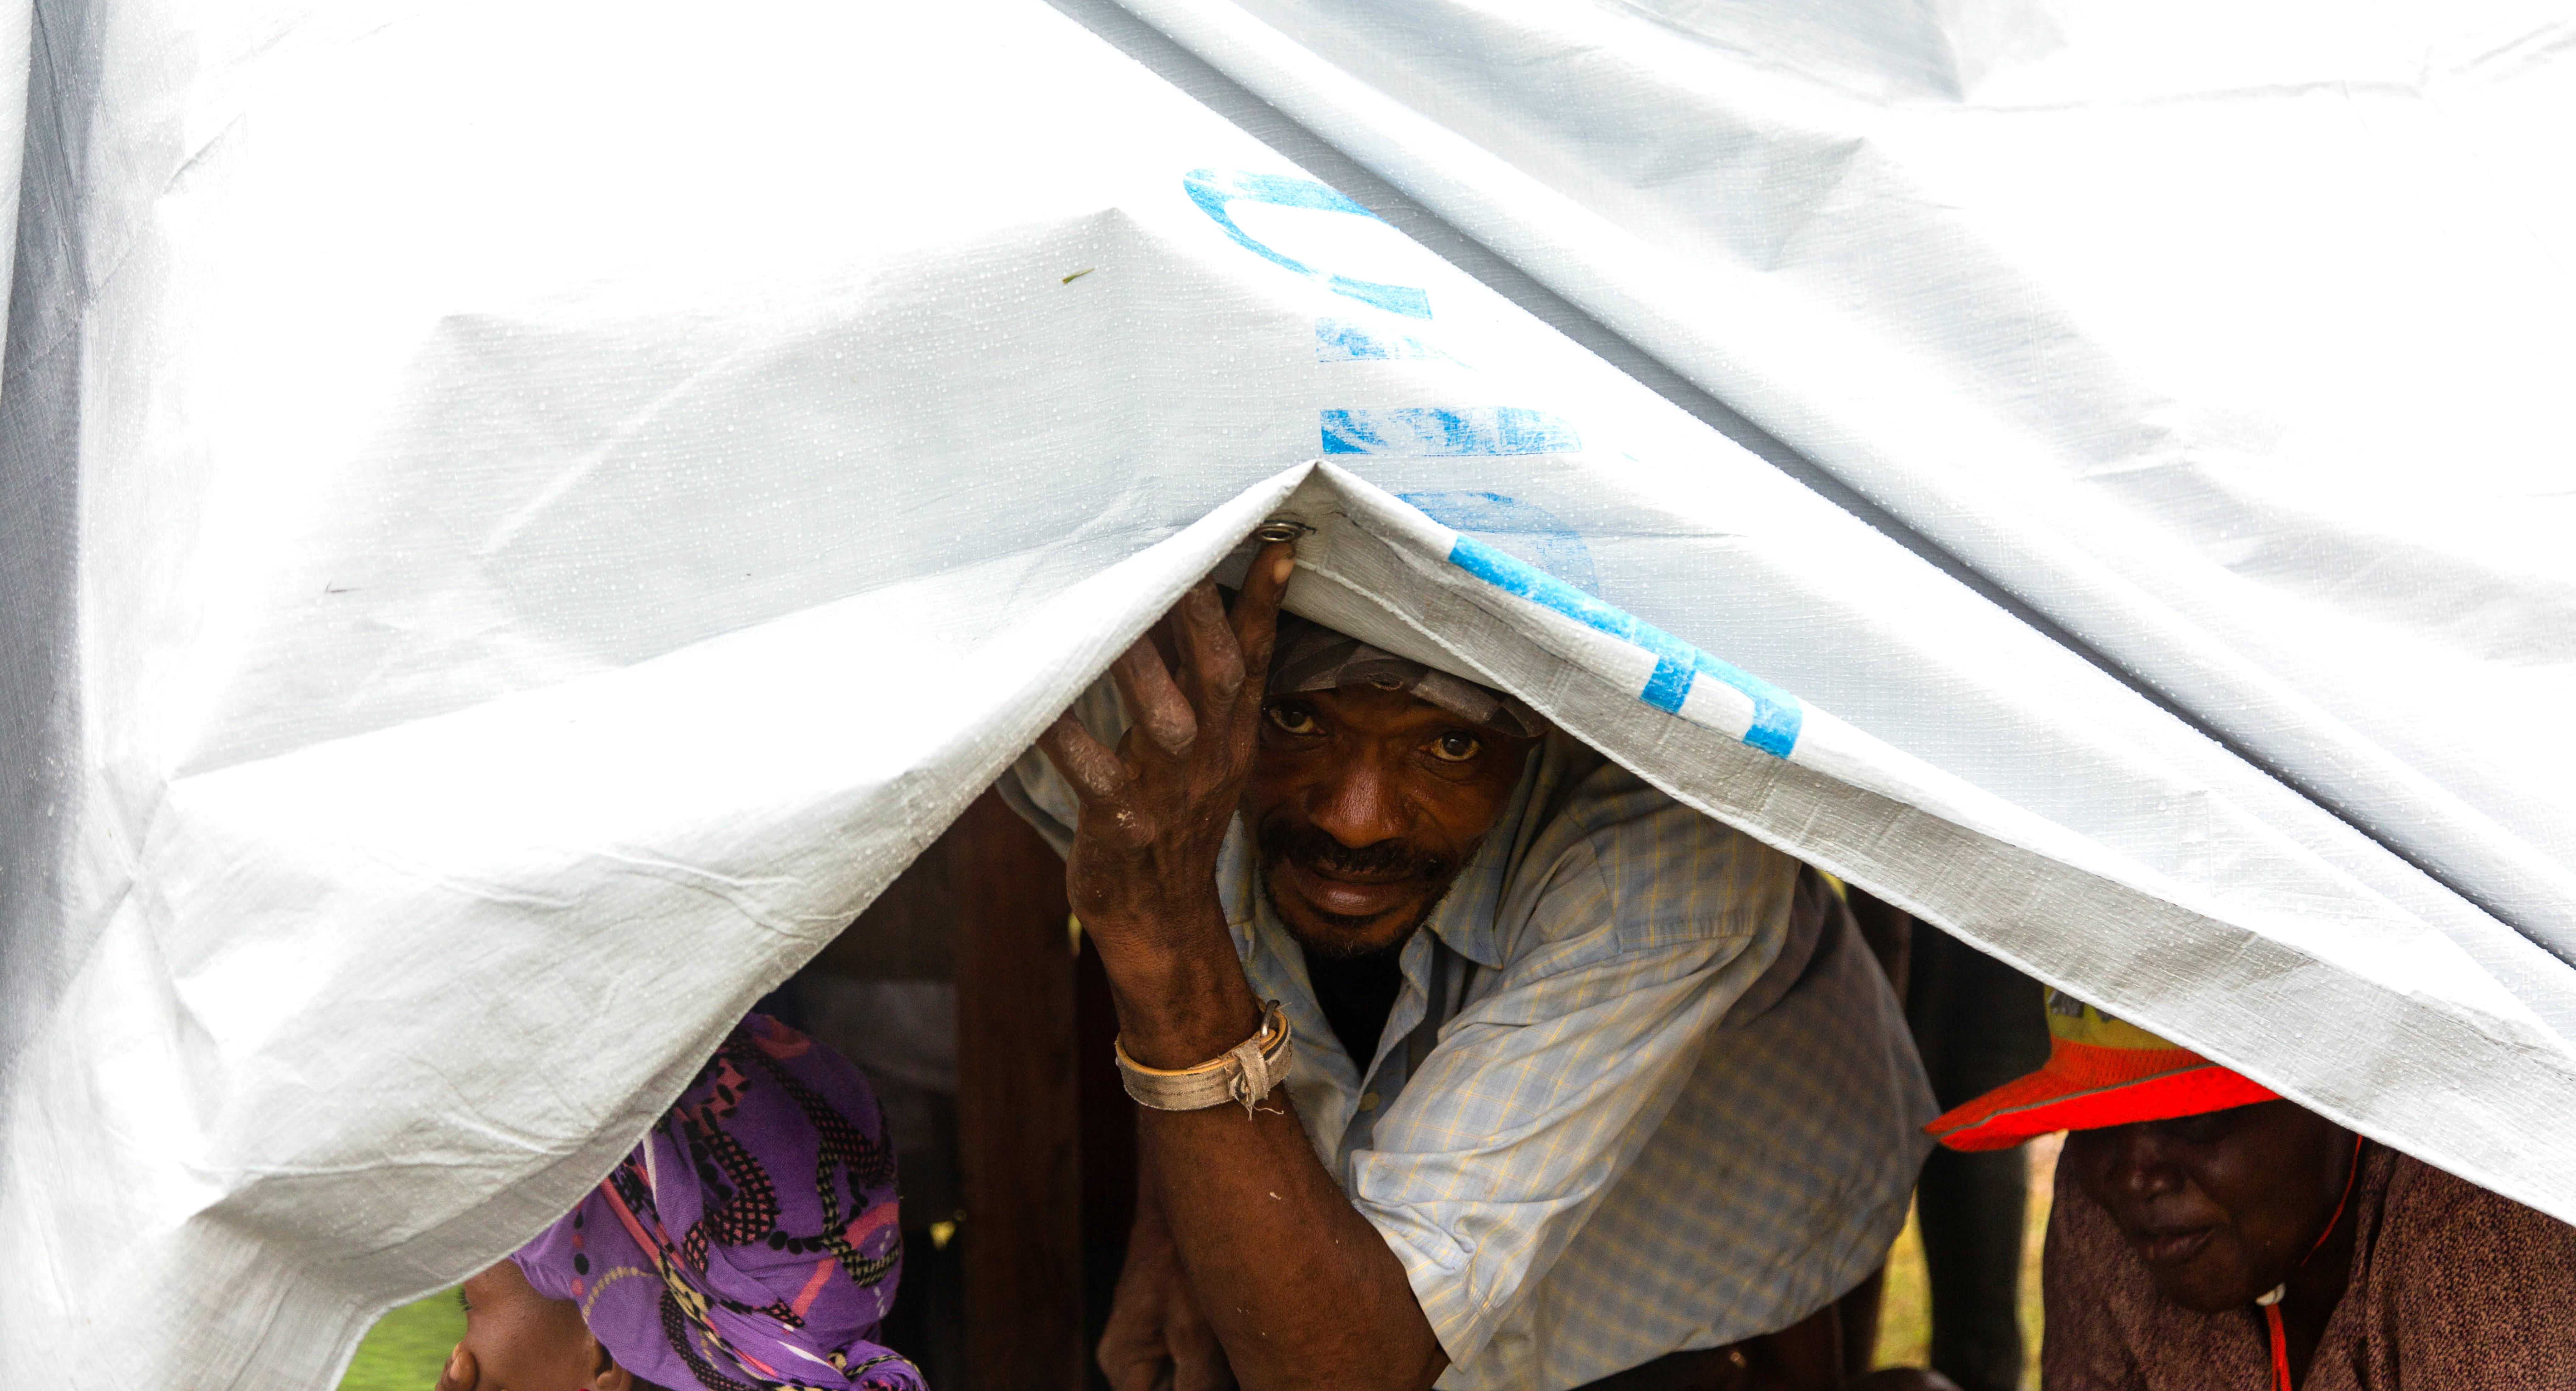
left=513, top=1014, right=922, bottom=1391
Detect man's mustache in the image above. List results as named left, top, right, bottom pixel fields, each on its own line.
left=1256, top=817, right=1459, bottom=884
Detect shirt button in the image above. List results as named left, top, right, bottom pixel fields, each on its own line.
left=1359, top=1092, right=1380, bottom=1111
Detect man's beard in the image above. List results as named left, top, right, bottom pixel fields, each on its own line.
left=1253, top=815, right=1476, bottom=960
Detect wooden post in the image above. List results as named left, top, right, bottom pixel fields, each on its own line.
left=951, top=790, right=1085, bottom=1389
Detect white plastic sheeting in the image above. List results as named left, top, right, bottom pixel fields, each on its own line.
left=1105, top=0, right=2576, bottom=954
left=0, top=1, right=2567, bottom=1386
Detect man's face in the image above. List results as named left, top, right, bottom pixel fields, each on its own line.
left=1243, top=684, right=1537, bottom=958
left=2064, top=1100, right=2354, bottom=1313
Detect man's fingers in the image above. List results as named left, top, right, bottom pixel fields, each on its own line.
left=1036, top=709, right=1132, bottom=803
left=1099, top=1351, right=1174, bottom=1391
left=1172, top=582, right=1246, bottom=704
left=1112, top=635, right=1198, bottom=755
left=1102, top=1360, right=1172, bottom=1391
left=1171, top=1307, right=1238, bottom=1391
left=1097, top=1318, right=1178, bottom=1391
left=1228, top=538, right=1297, bottom=679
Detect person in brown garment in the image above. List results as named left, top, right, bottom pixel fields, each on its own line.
left=1925, top=988, right=2576, bottom=1390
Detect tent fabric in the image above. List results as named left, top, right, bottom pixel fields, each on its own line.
left=0, top=1, right=2566, bottom=1386
left=1091, top=0, right=2576, bottom=960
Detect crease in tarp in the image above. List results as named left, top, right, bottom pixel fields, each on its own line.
left=1080, top=0, right=2576, bottom=964
left=1247, top=468, right=2575, bottom=1222
left=5, top=4, right=2574, bottom=1384
left=1033, top=0, right=2332, bottom=831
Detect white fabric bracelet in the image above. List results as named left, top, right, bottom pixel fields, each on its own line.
left=1114, top=1000, right=1294, bottom=1117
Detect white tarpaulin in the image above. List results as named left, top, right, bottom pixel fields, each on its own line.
left=0, top=0, right=2569, bottom=1386
left=1091, top=0, right=2576, bottom=953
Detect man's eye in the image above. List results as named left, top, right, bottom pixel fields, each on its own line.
left=1266, top=704, right=1320, bottom=736
left=1429, top=731, right=1482, bottom=763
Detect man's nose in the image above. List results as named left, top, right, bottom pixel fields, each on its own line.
left=1307, top=749, right=1411, bottom=847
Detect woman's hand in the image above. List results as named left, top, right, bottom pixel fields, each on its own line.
left=434, top=1342, right=479, bottom=1391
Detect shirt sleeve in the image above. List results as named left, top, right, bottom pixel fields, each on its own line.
left=1342, top=762, right=1804, bottom=1366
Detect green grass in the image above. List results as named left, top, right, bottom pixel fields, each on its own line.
left=1873, top=1134, right=2060, bottom=1389
left=340, top=1289, right=464, bottom=1391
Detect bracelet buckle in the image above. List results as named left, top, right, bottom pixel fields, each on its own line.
left=1113, top=1000, right=1295, bottom=1117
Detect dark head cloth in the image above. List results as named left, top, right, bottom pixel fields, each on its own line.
left=1269, top=614, right=1546, bottom=739
left=512, top=1014, right=922, bottom=1391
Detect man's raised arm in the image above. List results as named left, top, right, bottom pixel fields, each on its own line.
left=1033, top=540, right=1448, bottom=1391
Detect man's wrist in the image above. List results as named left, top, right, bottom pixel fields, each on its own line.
left=1096, top=926, right=1266, bottom=1070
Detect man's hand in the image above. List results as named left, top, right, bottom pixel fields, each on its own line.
left=1100, top=1177, right=1236, bottom=1391
left=1034, top=540, right=1295, bottom=1065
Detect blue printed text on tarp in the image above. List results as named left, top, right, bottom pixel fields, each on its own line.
left=1183, top=169, right=1432, bottom=319
left=1321, top=407, right=1581, bottom=457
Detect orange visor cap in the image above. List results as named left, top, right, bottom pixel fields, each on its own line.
left=1925, top=990, right=2279, bottom=1151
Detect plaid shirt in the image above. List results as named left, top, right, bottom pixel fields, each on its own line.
left=1004, top=688, right=1933, bottom=1390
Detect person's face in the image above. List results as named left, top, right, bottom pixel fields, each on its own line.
left=2065, top=1100, right=2356, bottom=1313
left=442, top=1260, right=633, bottom=1391
left=1243, top=684, right=1536, bottom=958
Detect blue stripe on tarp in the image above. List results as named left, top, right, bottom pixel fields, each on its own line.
left=1397, top=490, right=1598, bottom=595
left=1314, top=317, right=1455, bottom=363
left=1320, top=407, right=1581, bottom=456
left=1444, top=534, right=1803, bottom=758
left=1182, top=169, right=1434, bottom=319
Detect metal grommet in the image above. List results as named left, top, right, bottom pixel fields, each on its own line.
left=1252, top=519, right=1313, bottom=544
